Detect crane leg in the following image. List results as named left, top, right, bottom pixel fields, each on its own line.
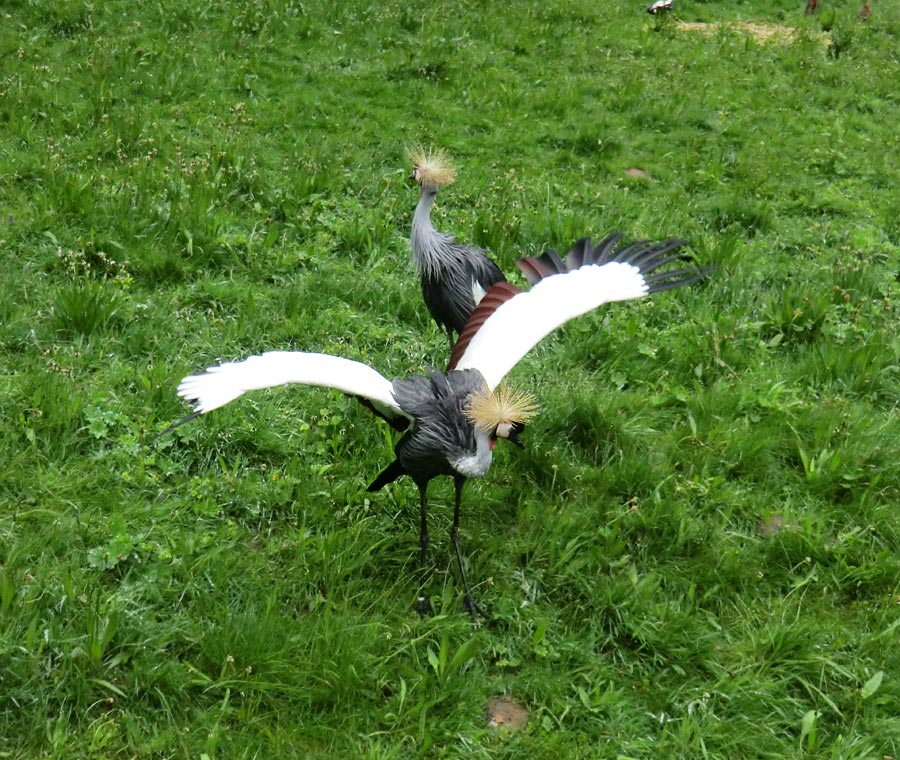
left=450, top=476, right=486, bottom=620
left=416, top=485, right=431, bottom=617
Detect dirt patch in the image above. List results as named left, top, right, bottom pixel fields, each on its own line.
left=675, top=20, right=829, bottom=45
left=485, top=695, right=529, bottom=733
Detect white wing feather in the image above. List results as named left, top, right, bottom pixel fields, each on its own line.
left=454, top=261, right=649, bottom=390
left=177, top=351, right=404, bottom=419
left=471, top=279, right=487, bottom=306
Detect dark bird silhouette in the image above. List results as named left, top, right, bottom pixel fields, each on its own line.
left=409, top=147, right=507, bottom=346
left=176, top=235, right=711, bottom=617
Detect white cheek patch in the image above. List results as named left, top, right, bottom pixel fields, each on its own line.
left=496, top=421, right=514, bottom=439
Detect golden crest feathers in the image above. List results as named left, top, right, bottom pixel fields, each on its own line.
left=465, top=385, right=538, bottom=433
left=408, top=146, right=457, bottom=187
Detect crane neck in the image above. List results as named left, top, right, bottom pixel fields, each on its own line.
left=412, top=186, right=438, bottom=234
left=411, top=186, right=453, bottom=275
left=451, top=425, right=494, bottom=479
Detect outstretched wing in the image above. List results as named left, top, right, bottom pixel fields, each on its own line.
left=452, top=235, right=710, bottom=390
left=177, top=351, right=410, bottom=427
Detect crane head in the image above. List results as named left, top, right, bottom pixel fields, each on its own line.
left=465, top=384, right=537, bottom=446
left=408, top=146, right=457, bottom=190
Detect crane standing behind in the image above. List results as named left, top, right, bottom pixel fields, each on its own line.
left=409, top=147, right=507, bottom=346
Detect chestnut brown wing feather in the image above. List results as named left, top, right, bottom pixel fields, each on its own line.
left=448, top=281, right=523, bottom=370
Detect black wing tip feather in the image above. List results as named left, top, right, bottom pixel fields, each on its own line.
left=157, top=409, right=203, bottom=439
left=367, top=459, right=406, bottom=492
left=596, top=236, right=707, bottom=283
left=612, top=238, right=689, bottom=266
left=355, top=396, right=410, bottom=431
left=587, top=232, right=627, bottom=265
left=564, top=237, right=591, bottom=270
left=512, top=232, right=712, bottom=297
left=645, top=265, right=715, bottom=294
left=514, top=233, right=699, bottom=284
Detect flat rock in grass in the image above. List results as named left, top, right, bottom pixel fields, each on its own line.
left=486, top=695, right=529, bottom=734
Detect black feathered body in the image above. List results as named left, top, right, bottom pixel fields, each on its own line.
left=367, top=369, right=492, bottom=491
left=411, top=188, right=506, bottom=338
left=420, top=253, right=505, bottom=338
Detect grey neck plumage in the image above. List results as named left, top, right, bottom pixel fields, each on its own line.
left=411, top=186, right=457, bottom=278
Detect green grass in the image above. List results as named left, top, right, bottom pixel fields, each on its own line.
left=2, top=0, right=900, bottom=756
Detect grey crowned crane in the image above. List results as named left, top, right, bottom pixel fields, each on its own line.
left=176, top=235, right=710, bottom=617
left=409, top=147, right=507, bottom=346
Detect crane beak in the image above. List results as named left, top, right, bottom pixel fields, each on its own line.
left=506, top=428, right=526, bottom=448
left=408, top=169, right=424, bottom=197
left=494, top=420, right=527, bottom=448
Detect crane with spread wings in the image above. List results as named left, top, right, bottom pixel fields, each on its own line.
left=176, top=234, right=710, bottom=617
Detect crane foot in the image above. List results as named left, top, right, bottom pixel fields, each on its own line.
left=416, top=595, right=432, bottom=617
left=463, top=593, right=487, bottom=621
